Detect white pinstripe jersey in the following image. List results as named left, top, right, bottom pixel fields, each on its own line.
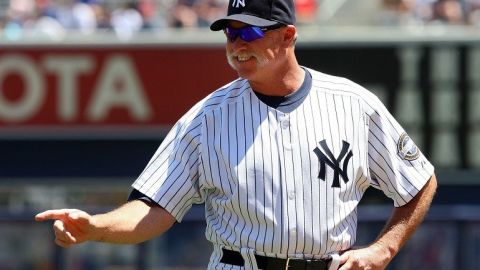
left=132, top=67, right=434, bottom=268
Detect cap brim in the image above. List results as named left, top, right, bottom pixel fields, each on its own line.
left=210, top=14, right=278, bottom=31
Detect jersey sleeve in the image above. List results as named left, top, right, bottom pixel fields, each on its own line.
left=365, top=94, right=434, bottom=207
left=131, top=111, right=205, bottom=222
left=127, top=188, right=157, bottom=204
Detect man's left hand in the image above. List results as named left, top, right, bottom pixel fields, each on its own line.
left=338, top=244, right=391, bottom=270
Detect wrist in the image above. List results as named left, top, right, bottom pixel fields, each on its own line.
left=370, top=241, right=396, bottom=263
left=90, top=214, right=106, bottom=242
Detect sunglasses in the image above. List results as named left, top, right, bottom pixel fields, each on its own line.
left=223, top=24, right=285, bottom=43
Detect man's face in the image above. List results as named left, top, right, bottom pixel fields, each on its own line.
left=225, top=21, right=284, bottom=80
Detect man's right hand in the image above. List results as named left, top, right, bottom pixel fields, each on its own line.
left=36, top=201, right=177, bottom=246
left=35, top=209, right=96, bottom=248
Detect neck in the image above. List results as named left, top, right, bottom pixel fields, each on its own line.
left=248, top=60, right=305, bottom=97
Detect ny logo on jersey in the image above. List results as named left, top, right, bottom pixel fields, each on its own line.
left=232, top=0, right=245, bottom=8
left=313, top=140, right=353, bottom=188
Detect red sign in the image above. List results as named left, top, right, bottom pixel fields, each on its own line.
left=0, top=45, right=236, bottom=137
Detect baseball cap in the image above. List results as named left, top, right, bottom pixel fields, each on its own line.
left=210, top=0, right=296, bottom=31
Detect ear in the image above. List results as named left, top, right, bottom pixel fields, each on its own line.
left=282, top=25, right=297, bottom=45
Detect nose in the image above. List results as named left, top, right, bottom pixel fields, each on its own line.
left=228, top=37, right=248, bottom=52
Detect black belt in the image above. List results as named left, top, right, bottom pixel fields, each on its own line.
left=220, top=248, right=331, bottom=270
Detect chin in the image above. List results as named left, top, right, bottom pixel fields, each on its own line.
left=235, top=69, right=258, bottom=80
left=236, top=61, right=265, bottom=78
left=227, top=56, right=263, bottom=80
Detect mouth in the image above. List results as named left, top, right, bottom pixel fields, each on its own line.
left=231, top=53, right=255, bottom=63
left=237, top=54, right=253, bottom=62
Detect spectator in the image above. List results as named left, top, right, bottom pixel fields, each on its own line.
left=110, top=1, right=143, bottom=40
left=170, top=0, right=228, bottom=28
left=432, top=0, right=466, bottom=24
left=9, top=0, right=36, bottom=20
left=28, top=12, right=66, bottom=40
left=469, top=8, right=480, bottom=26
left=35, top=0, right=56, bottom=18
left=379, top=0, right=435, bottom=26
left=54, top=0, right=78, bottom=29
left=171, top=0, right=199, bottom=28
left=138, top=0, right=156, bottom=29
left=2, top=18, right=24, bottom=40
left=90, top=2, right=111, bottom=30
left=72, top=1, right=97, bottom=34
left=2, top=0, right=36, bottom=40
left=464, top=0, right=480, bottom=25
left=193, top=0, right=228, bottom=28
left=35, top=0, right=53, bottom=14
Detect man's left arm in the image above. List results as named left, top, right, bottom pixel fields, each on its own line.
left=339, top=174, right=437, bottom=270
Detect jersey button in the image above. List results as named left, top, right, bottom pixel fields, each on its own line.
left=281, top=120, right=290, bottom=129
left=284, top=142, right=292, bottom=150
left=288, top=191, right=295, bottom=200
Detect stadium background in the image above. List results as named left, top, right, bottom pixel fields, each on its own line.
left=1, top=0, right=480, bottom=269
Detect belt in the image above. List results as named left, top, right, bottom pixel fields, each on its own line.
left=220, top=248, right=331, bottom=270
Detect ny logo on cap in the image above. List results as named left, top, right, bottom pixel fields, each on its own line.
left=232, top=0, right=245, bottom=8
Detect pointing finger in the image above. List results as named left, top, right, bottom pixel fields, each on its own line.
left=35, top=209, right=76, bottom=222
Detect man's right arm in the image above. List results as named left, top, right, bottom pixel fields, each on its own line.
left=35, top=200, right=176, bottom=248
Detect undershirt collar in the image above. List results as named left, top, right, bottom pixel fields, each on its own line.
left=253, top=68, right=312, bottom=113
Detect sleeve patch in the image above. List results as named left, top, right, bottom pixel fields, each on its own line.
left=397, top=132, right=420, bottom=161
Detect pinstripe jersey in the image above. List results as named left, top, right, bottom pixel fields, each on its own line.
left=132, top=67, right=434, bottom=269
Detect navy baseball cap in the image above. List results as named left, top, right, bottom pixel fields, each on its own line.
left=210, top=0, right=296, bottom=31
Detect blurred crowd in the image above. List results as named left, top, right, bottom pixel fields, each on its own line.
left=0, top=0, right=233, bottom=40
left=0, top=0, right=479, bottom=40
left=380, top=0, right=480, bottom=27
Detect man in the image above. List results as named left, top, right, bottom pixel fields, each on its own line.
left=36, top=0, right=437, bottom=269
